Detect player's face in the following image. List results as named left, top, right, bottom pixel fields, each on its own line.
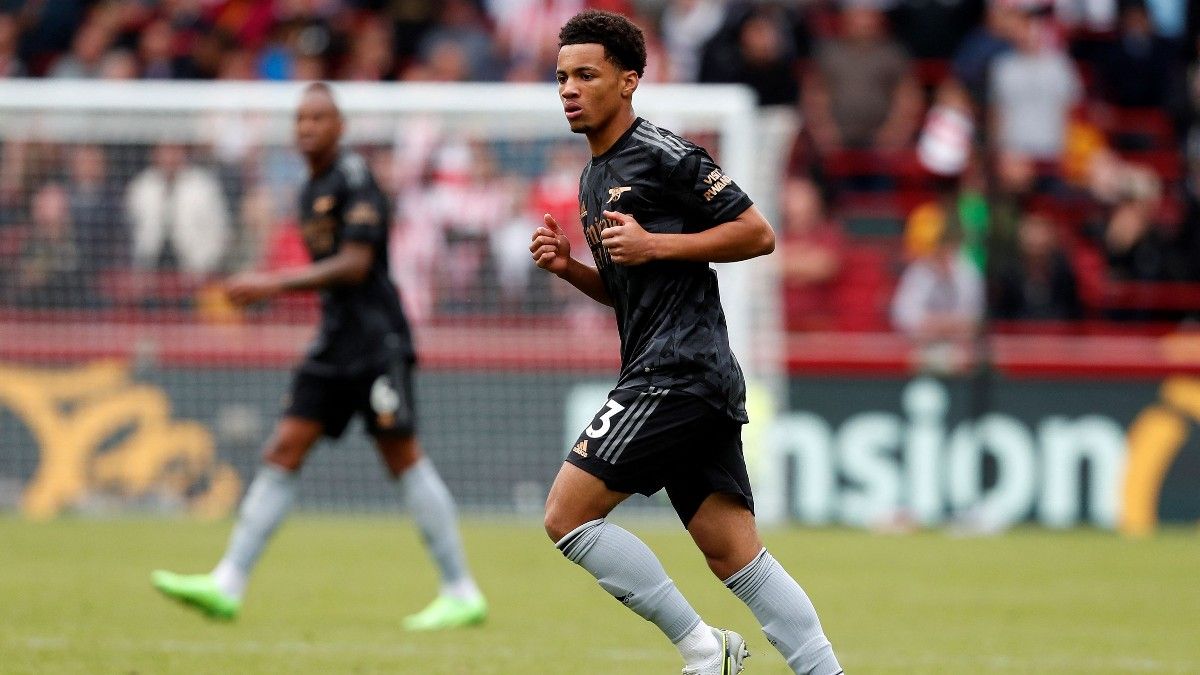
left=295, top=91, right=343, bottom=159
left=556, top=44, right=634, bottom=136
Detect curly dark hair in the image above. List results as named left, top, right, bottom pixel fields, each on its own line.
left=558, top=10, right=646, bottom=78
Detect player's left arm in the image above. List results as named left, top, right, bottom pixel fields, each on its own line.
left=224, top=242, right=374, bottom=305
left=600, top=205, right=774, bottom=265
left=600, top=148, right=773, bottom=266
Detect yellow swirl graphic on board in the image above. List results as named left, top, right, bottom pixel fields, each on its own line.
left=0, top=361, right=240, bottom=520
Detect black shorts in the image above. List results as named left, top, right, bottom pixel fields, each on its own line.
left=284, top=360, right=416, bottom=439
left=566, top=386, right=753, bottom=526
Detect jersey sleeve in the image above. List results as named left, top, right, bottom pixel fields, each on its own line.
left=338, top=155, right=388, bottom=246
left=664, top=149, right=753, bottom=232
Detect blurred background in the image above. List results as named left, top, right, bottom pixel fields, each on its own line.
left=0, top=0, right=1199, bottom=536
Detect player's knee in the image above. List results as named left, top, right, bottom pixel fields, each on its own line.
left=543, top=498, right=582, bottom=543
left=262, top=440, right=308, bottom=472
left=543, top=507, right=567, bottom=543
left=376, top=435, right=421, bottom=477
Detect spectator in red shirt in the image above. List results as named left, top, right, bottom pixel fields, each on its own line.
left=779, top=177, right=846, bottom=331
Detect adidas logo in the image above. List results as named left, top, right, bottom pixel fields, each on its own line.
left=572, top=440, right=588, bottom=458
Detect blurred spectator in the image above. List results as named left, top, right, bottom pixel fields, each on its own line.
left=1095, top=0, right=1178, bottom=108
left=905, top=174, right=990, bottom=272
left=529, top=142, right=588, bottom=255
left=1085, top=147, right=1163, bottom=206
left=698, top=3, right=805, bottom=107
left=407, top=38, right=473, bottom=82
left=802, top=3, right=922, bottom=152
left=779, top=178, right=846, bottom=330
left=917, top=80, right=977, bottom=179
left=1188, top=35, right=1200, bottom=223
left=340, top=16, right=395, bottom=80
left=525, top=141, right=595, bottom=316
left=4, top=183, right=95, bottom=308
left=988, top=150, right=1042, bottom=260
left=1054, top=0, right=1118, bottom=32
left=254, top=4, right=339, bottom=82
left=888, top=0, right=984, bottom=60
left=0, top=140, right=28, bottom=227
left=14, top=0, right=89, bottom=73
left=909, top=82, right=990, bottom=270
left=388, top=0, right=440, bottom=67
left=627, top=11, right=672, bottom=83
left=227, top=183, right=307, bottom=275
left=0, top=11, right=25, bottom=77
left=989, top=13, right=1082, bottom=159
left=218, top=47, right=258, bottom=80
left=98, top=49, right=139, bottom=79
left=66, top=145, right=125, bottom=282
left=414, top=0, right=499, bottom=81
left=164, top=0, right=213, bottom=53
left=1144, top=0, right=1187, bottom=39
left=952, top=0, right=1022, bottom=107
left=257, top=25, right=297, bottom=81
left=139, top=18, right=195, bottom=79
left=423, top=138, right=521, bottom=312
left=494, top=0, right=583, bottom=81
left=1102, top=198, right=1173, bottom=282
left=661, top=0, right=726, bottom=82
left=891, top=225, right=985, bottom=344
left=0, top=140, right=60, bottom=230
left=208, top=0, right=276, bottom=51
left=48, top=20, right=112, bottom=79
left=125, top=143, right=231, bottom=277
left=190, top=29, right=236, bottom=79
left=989, top=212, right=1081, bottom=320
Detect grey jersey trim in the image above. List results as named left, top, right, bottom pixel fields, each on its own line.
left=632, top=128, right=687, bottom=162
left=642, top=124, right=691, bottom=154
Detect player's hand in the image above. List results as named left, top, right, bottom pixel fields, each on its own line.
left=530, top=213, right=572, bottom=276
left=224, top=271, right=284, bottom=306
left=601, top=211, right=657, bottom=266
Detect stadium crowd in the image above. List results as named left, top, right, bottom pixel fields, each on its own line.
left=1, top=0, right=1199, bottom=346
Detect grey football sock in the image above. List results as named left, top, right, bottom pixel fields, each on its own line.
left=724, top=548, right=842, bottom=675
left=212, top=463, right=297, bottom=598
left=399, top=457, right=476, bottom=595
left=556, top=519, right=702, bottom=644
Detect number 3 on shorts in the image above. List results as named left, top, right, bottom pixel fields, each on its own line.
left=586, top=399, right=626, bottom=439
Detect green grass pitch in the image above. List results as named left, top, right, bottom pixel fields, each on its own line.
left=1, top=516, right=1197, bottom=674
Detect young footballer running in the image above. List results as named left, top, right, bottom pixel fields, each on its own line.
left=531, top=11, right=843, bottom=675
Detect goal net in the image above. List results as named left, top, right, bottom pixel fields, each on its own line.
left=0, top=80, right=785, bottom=519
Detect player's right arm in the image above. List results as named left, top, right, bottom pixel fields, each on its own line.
left=224, top=242, right=373, bottom=306
left=530, top=213, right=612, bottom=307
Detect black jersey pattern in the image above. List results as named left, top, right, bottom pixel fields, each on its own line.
left=578, top=118, right=754, bottom=422
left=296, top=151, right=414, bottom=377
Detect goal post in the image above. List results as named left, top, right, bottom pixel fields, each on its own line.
left=0, top=80, right=786, bottom=521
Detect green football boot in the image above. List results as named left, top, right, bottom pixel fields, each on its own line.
left=151, top=570, right=241, bottom=621
left=402, top=594, right=488, bottom=631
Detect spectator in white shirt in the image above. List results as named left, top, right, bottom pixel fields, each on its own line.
left=125, top=143, right=231, bottom=277
left=891, top=225, right=985, bottom=345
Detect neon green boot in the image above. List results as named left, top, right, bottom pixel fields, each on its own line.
left=402, top=594, right=488, bottom=631
left=151, top=570, right=240, bottom=621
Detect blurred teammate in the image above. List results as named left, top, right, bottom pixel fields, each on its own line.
left=531, top=11, right=842, bottom=675
left=151, top=83, right=487, bottom=631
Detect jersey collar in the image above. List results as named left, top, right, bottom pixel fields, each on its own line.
left=590, top=117, right=644, bottom=164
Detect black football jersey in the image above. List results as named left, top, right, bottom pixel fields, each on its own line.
left=577, top=118, right=754, bottom=422
left=296, top=151, right=414, bottom=377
